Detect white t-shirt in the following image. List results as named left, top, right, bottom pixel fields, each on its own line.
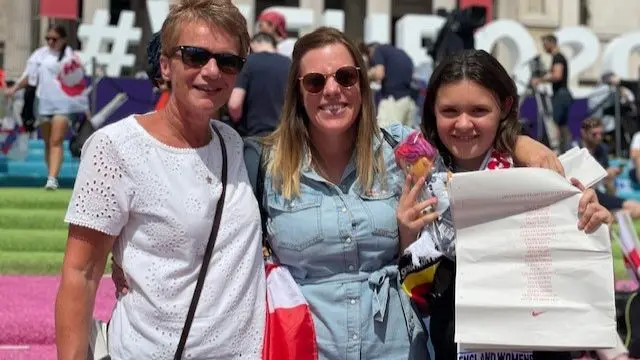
left=65, top=116, right=265, bottom=359
left=630, top=132, right=640, bottom=154
left=277, top=38, right=296, bottom=58
left=26, top=46, right=88, bottom=116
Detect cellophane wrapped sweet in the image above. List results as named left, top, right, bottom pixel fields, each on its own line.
left=393, top=130, right=456, bottom=315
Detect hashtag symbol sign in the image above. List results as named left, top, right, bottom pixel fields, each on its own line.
left=77, top=9, right=142, bottom=77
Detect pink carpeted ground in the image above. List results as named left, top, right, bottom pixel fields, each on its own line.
left=0, top=276, right=635, bottom=359
left=0, top=276, right=116, bottom=359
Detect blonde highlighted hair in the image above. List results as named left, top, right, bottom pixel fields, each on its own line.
left=160, top=0, right=250, bottom=57
left=263, top=27, right=384, bottom=199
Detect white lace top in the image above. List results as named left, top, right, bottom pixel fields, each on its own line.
left=65, top=115, right=265, bottom=359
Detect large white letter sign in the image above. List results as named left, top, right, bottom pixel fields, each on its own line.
left=264, top=6, right=314, bottom=32
left=146, top=0, right=169, bottom=33
left=475, top=19, right=538, bottom=94
left=147, top=0, right=254, bottom=32
left=95, top=0, right=640, bottom=84
left=323, top=9, right=345, bottom=32
left=554, top=26, right=600, bottom=97
left=77, top=10, right=142, bottom=77
left=395, top=15, right=446, bottom=68
left=262, top=6, right=345, bottom=35
left=235, top=4, right=255, bottom=32
left=555, top=26, right=600, bottom=81
left=601, top=31, right=640, bottom=79
left=364, top=13, right=391, bottom=44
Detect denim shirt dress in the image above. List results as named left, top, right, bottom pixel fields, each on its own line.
left=262, top=124, right=428, bottom=360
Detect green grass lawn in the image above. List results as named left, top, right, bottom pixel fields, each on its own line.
left=0, top=187, right=72, bottom=209
left=0, top=208, right=68, bottom=230
left=0, top=188, right=76, bottom=275
left=0, top=251, right=66, bottom=274
left=0, top=187, right=635, bottom=278
left=612, top=237, right=627, bottom=280
left=1, top=229, right=68, bottom=252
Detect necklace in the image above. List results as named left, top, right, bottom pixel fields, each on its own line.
left=201, top=132, right=216, bottom=185
left=163, top=111, right=212, bottom=148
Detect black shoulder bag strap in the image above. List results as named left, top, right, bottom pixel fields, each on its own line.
left=255, top=144, right=276, bottom=258
left=174, top=124, right=228, bottom=360
left=380, top=128, right=399, bottom=148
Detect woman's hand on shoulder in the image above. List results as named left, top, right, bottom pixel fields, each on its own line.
left=111, top=259, right=129, bottom=297
left=397, top=174, right=439, bottom=251
left=572, top=178, right=613, bottom=233
left=513, top=136, right=565, bottom=176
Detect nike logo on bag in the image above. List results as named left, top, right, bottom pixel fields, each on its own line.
left=531, top=310, right=546, bottom=317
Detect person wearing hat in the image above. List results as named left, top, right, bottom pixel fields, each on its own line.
left=257, top=10, right=294, bottom=58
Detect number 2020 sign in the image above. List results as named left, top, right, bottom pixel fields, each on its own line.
left=89, top=0, right=640, bottom=94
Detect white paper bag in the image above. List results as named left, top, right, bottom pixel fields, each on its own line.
left=451, top=168, right=616, bottom=351
left=559, top=147, right=608, bottom=189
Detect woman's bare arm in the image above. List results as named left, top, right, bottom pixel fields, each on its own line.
left=55, top=225, right=116, bottom=360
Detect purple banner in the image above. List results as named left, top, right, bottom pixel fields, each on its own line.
left=93, top=77, right=159, bottom=126
left=93, top=78, right=589, bottom=142
left=520, top=96, right=588, bottom=141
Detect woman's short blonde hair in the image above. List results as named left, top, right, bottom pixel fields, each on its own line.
left=160, top=0, right=250, bottom=57
left=263, top=27, right=384, bottom=199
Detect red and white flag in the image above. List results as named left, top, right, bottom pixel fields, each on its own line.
left=614, top=210, right=640, bottom=284
left=263, top=263, right=318, bottom=360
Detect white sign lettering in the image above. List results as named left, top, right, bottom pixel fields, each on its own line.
left=601, top=31, right=640, bottom=79
left=474, top=19, right=538, bottom=94
left=395, top=15, right=446, bottom=69
left=76, top=0, right=640, bottom=94
left=77, top=10, right=142, bottom=77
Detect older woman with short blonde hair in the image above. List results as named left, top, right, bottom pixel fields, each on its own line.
left=55, top=1, right=265, bottom=359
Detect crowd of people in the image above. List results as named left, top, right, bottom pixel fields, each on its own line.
left=1, top=0, right=636, bottom=359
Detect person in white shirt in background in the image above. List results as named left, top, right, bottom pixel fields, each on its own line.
left=5, top=24, right=89, bottom=190
left=627, top=133, right=640, bottom=187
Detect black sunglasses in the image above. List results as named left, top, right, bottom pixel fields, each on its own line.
left=299, top=66, right=360, bottom=94
left=45, top=36, right=60, bottom=42
left=174, top=46, right=246, bottom=75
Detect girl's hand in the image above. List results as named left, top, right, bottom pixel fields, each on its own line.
left=397, top=174, right=440, bottom=251
left=572, top=178, right=613, bottom=233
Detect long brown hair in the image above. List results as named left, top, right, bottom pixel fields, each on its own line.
left=421, top=49, right=521, bottom=167
left=263, top=27, right=383, bottom=199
